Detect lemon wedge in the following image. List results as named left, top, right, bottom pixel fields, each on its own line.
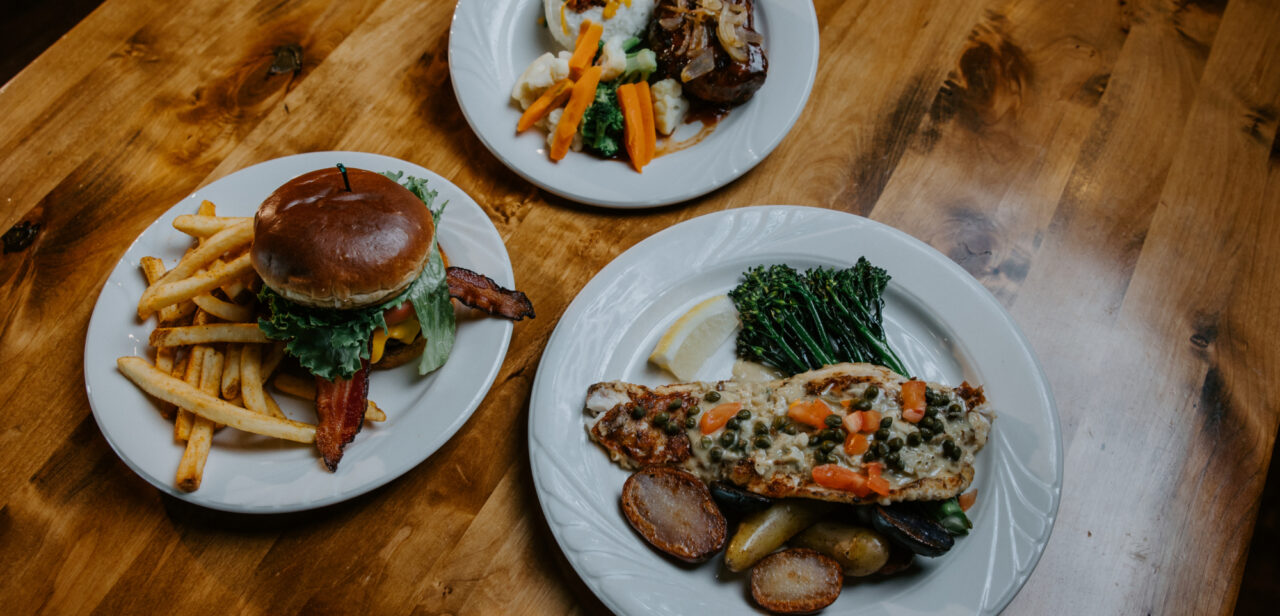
left=649, top=294, right=740, bottom=381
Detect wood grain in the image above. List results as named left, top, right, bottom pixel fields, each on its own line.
left=1, top=0, right=1278, bottom=614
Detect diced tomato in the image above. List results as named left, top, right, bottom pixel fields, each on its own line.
left=842, top=412, right=862, bottom=434
left=788, top=399, right=834, bottom=429
left=867, top=475, right=891, bottom=496
left=901, top=380, right=926, bottom=423
left=959, top=490, right=978, bottom=511
left=812, top=464, right=871, bottom=497
left=856, top=410, right=881, bottom=433
left=844, top=432, right=869, bottom=456
left=700, top=402, right=742, bottom=434
left=864, top=462, right=884, bottom=478
left=383, top=301, right=415, bottom=326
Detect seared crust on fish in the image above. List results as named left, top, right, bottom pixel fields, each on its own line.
left=585, top=363, right=993, bottom=505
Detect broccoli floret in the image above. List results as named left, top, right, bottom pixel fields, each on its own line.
left=579, top=83, right=625, bottom=158
left=621, top=48, right=657, bottom=83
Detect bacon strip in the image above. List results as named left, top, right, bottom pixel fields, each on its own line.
left=314, top=361, right=370, bottom=471
left=446, top=267, right=536, bottom=321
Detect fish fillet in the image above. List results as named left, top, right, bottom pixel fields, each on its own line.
left=585, top=363, right=993, bottom=505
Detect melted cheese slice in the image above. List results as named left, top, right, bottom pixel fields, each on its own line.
left=371, top=317, right=421, bottom=364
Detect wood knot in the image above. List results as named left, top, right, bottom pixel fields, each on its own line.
left=930, top=18, right=1031, bottom=134
left=269, top=44, right=303, bottom=76
left=3, top=220, right=41, bottom=254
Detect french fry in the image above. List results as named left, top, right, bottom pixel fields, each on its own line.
left=151, top=346, right=177, bottom=419
left=221, top=343, right=241, bottom=399
left=176, top=346, right=225, bottom=492
left=150, top=323, right=271, bottom=347
left=271, top=373, right=386, bottom=422
left=366, top=400, right=387, bottom=422
left=173, top=344, right=205, bottom=441
left=118, top=357, right=315, bottom=443
left=263, top=389, right=287, bottom=419
left=239, top=344, right=285, bottom=419
left=140, top=256, right=196, bottom=325
left=148, top=219, right=252, bottom=287
left=173, top=214, right=251, bottom=238
left=137, top=252, right=254, bottom=318
left=191, top=293, right=254, bottom=322
left=197, top=199, right=216, bottom=217
left=262, top=342, right=286, bottom=379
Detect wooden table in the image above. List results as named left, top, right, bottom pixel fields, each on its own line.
left=2, top=0, right=1277, bottom=613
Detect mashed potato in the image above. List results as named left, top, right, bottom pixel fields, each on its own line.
left=543, top=0, right=656, bottom=51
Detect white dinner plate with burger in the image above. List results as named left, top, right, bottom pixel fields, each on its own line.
left=449, top=0, right=820, bottom=208
left=84, top=151, right=518, bottom=513
left=528, top=206, right=1062, bottom=614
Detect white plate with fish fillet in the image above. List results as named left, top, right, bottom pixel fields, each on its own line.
left=83, top=151, right=515, bottom=513
left=448, top=0, right=820, bottom=208
left=528, top=206, right=1061, bottom=614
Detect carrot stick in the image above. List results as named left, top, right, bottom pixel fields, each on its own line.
left=617, top=83, right=646, bottom=171
left=634, top=80, right=656, bottom=165
left=518, top=78, right=574, bottom=133
left=550, top=65, right=602, bottom=161
left=568, top=20, right=604, bottom=80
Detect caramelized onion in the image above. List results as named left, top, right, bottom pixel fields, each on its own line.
left=659, top=15, right=683, bottom=29
left=717, top=3, right=749, bottom=63
left=682, top=47, right=715, bottom=82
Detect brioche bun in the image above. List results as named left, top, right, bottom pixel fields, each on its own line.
left=251, top=167, right=434, bottom=309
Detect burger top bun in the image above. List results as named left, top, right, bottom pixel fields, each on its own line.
left=251, top=167, right=435, bottom=310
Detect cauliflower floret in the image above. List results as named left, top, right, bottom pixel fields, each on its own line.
left=598, top=37, right=627, bottom=82
left=511, top=52, right=572, bottom=110
left=650, top=78, right=689, bottom=136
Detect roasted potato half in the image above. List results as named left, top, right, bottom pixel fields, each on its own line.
left=750, top=548, right=843, bottom=614
left=621, top=466, right=727, bottom=562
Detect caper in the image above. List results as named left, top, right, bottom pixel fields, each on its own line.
left=875, top=442, right=890, bottom=457
left=654, top=411, right=670, bottom=424
left=753, top=421, right=769, bottom=435
left=821, top=428, right=843, bottom=442
left=772, top=416, right=787, bottom=430
left=688, top=405, right=701, bottom=416
left=685, top=417, right=698, bottom=429
left=781, top=423, right=798, bottom=435
left=667, top=398, right=683, bottom=410
left=874, top=427, right=891, bottom=441
left=885, top=451, right=902, bottom=469
left=906, top=432, right=922, bottom=447
left=824, top=414, right=844, bottom=428
left=725, top=418, right=740, bottom=430
left=880, top=417, right=894, bottom=429
left=919, top=428, right=934, bottom=442
left=700, top=436, right=713, bottom=449
left=943, top=439, right=960, bottom=459
left=854, top=398, right=872, bottom=411
left=629, top=405, right=646, bottom=420
left=736, top=409, right=752, bottom=421
left=664, top=423, right=681, bottom=435
left=862, top=447, right=879, bottom=462
left=719, top=432, right=736, bottom=447
left=864, top=385, right=879, bottom=400
left=925, top=406, right=940, bottom=419
left=947, top=403, right=962, bottom=418
left=709, top=447, right=724, bottom=462
left=819, top=440, right=836, bottom=453
left=925, top=388, right=942, bottom=406
left=754, top=436, right=772, bottom=449
left=704, top=391, right=721, bottom=402
left=888, top=437, right=904, bottom=452
left=814, top=450, right=829, bottom=463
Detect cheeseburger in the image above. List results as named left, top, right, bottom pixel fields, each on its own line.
left=251, top=166, right=533, bottom=470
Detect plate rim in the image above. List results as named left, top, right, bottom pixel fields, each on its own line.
left=527, top=204, right=1063, bottom=614
left=83, top=150, right=515, bottom=514
left=447, top=0, right=821, bottom=209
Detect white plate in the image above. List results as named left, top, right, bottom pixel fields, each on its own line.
left=529, top=206, right=1062, bottom=614
left=84, top=151, right=515, bottom=513
left=449, top=0, right=820, bottom=208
